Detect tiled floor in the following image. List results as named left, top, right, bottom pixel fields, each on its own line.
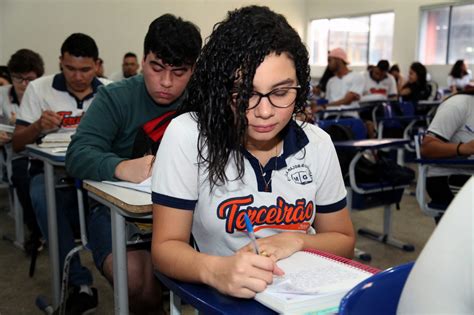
left=0, top=182, right=436, bottom=314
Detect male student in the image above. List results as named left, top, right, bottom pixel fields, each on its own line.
left=0, top=48, right=44, bottom=252
left=66, top=14, right=202, bottom=313
left=109, top=52, right=140, bottom=81
left=362, top=59, right=398, bottom=100
left=325, top=48, right=364, bottom=117
left=12, top=33, right=110, bottom=313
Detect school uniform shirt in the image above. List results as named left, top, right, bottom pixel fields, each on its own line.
left=16, top=73, right=110, bottom=129
left=0, top=85, right=20, bottom=124
left=447, top=70, right=472, bottom=90
left=362, top=71, right=397, bottom=98
left=151, top=113, right=347, bottom=256
left=326, top=71, right=364, bottom=117
left=427, top=94, right=474, bottom=177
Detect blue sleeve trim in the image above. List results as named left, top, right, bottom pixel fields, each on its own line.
left=152, top=192, right=196, bottom=211
left=316, top=197, right=347, bottom=213
left=16, top=119, right=30, bottom=126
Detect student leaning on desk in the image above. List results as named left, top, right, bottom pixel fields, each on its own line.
left=151, top=5, right=355, bottom=299
left=65, top=15, right=202, bottom=314
left=421, top=89, right=474, bottom=222
left=11, top=33, right=111, bottom=314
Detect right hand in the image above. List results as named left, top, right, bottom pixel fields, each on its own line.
left=114, top=155, right=155, bottom=183
left=34, top=110, right=62, bottom=132
left=460, top=140, right=474, bottom=156
left=0, top=131, right=11, bottom=144
left=207, top=252, right=284, bottom=298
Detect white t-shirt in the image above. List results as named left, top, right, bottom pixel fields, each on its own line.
left=151, top=113, right=347, bottom=256
left=0, top=85, right=20, bottom=125
left=362, top=71, right=397, bottom=98
left=16, top=73, right=111, bottom=130
left=447, top=70, right=472, bottom=90
left=109, top=71, right=125, bottom=82
left=326, top=71, right=364, bottom=117
left=426, top=94, right=474, bottom=177
left=397, top=177, right=473, bottom=314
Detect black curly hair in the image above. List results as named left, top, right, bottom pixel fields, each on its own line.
left=181, top=5, right=310, bottom=188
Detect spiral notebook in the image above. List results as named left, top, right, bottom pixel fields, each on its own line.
left=255, top=250, right=379, bottom=315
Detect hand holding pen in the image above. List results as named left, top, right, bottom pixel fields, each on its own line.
left=34, top=110, right=62, bottom=132
left=244, top=213, right=260, bottom=255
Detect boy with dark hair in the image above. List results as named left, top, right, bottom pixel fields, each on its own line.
left=66, top=14, right=202, bottom=313
left=362, top=59, right=398, bottom=99
left=1, top=49, right=44, bottom=252
left=12, top=33, right=110, bottom=313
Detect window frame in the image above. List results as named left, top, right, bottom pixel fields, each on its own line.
left=307, top=11, right=395, bottom=66
left=418, top=2, right=474, bottom=65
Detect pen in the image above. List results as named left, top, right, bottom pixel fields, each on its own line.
left=465, top=125, right=473, bottom=133
left=243, top=213, right=260, bottom=255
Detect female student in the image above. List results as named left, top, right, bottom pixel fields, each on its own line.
left=151, top=5, right=355, bottom=298
left=447, top=59, right=472, bottom=94
left=400, top=62, right=431, bottom=103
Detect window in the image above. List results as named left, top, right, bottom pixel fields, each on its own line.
left=419, top=3, right=474, bottom=65
left=308, top=12, right=394, bottom=66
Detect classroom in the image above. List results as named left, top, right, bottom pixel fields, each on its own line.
left=0, top=0, right=472, bottom=314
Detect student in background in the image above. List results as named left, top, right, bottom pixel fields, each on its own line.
left=96, top=57, right=106, bottom=78
left=362, top=59, right=398, bottom=100
left=312, top=66, right=334, bottom=98
left=151, top=6, right=355, bottom=299
left=447, top=59, right=472, bottom=94
left=0, top=66, right=11, bottom=86
left=0, top=49, right=44, bottom=252
left=421, top=90, right=474, bottom=223
left=66, top=15, right=202, bottom=313
left=325, top=48, right=364, bottom=117
left=397, top=177, right=473, bottom=314
left=12, top=33, right=110, bottom=313
left=389, top=64, right=405, bottom=94
left=109, top=52, right=140, bottom=81
left=400, top=62, right=430, bottom=103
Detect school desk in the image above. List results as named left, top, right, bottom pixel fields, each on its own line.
left=26, top=144, right=66, bottom=308
left=83, top=180, right=152, bottom=315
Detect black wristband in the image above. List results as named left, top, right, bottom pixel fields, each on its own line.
left=456, top=142, right=463, bottom=156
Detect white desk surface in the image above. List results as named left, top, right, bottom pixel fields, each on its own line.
left=83, top=180, right=152, bottom=213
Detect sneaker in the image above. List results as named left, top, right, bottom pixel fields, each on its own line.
left=65, top=286, right=98, bottom=315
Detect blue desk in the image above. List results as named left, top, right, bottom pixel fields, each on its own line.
left=414, top=157, right=474, bottom=217
left=26, top=145, right=66, bottom=308
left=155, top=272, right=277, bottom=315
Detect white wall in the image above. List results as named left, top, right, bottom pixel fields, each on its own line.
left=0, top=0, right=305, bottom=77
left=1, top=0, right=471, bottom=87
left=305, top=0, right=474, bottom=87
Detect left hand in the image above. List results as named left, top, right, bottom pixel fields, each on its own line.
left=237, top=232, right=304, bottom=262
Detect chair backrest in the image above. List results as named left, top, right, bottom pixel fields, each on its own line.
left=414, top=132, right=447, bottom=217
left=317, top=118, right=367, bottom=140
left=427, top=81, right=439, bottom=101
left=339, top=262, right=414, bottom=315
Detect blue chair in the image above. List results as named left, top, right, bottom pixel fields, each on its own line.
left=339, top=262, right=414, bottom=315
left=317, top=118, right=367, bottom=140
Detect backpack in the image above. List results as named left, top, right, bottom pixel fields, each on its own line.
left=325, top=124, right=356, bottom=180
left=131, top=110, right=176, bottom=158
left=324, top=123, right=415, bottom=186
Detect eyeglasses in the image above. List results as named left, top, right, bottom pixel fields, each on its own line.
left=234, top=86, right=301, bottom=110
left=11, top=75, right=36, bottom=84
